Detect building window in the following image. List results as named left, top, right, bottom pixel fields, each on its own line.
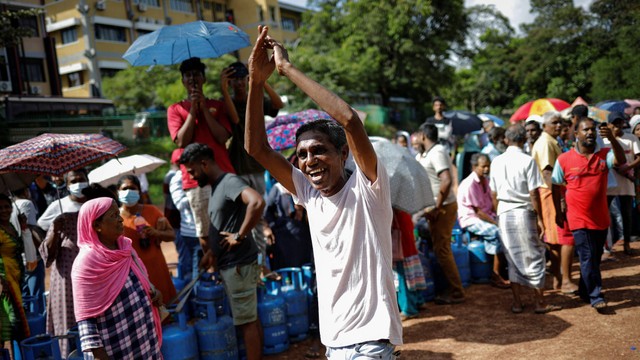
left=257, top=6, right=264, bottom=21
left=203, top=1, right=211, bottom=10
left=0, top=56, right=9, bottom=82
left=269, top=6, right=277, bottom=22
left=282, top=17, right=297, bottom=32
left=134, top=0, right=160, bottom=6
left=95, top=24, right=127, bottom=42
left=68, top=71, right=83, bottom=87
left=214, top=3, right=223, bottom=12
left=18, top=16, right=39, bottom=37
left=21, top=58, right=45, bottom=83
left=170, top=0, right=193, bottom=12
left=100, top=68, right=121, bottom=78
left=61, top=27, right=78, bottom=44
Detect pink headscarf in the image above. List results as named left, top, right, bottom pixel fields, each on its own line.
left=71, top=197, right=162, bottom=344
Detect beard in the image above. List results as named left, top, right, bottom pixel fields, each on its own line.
left=196, top=173, right=210, bottom=188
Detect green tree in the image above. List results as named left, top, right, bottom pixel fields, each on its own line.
left=282, top=0, right=468, bottom=118
left=0, top=8, right=41, bottom=48
left=102, top=54, right=237, bottom=112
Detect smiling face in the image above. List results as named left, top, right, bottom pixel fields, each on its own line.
left=296, top=130, right=348, bottom=197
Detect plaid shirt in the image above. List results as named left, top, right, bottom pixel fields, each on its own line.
left=78, top=270, right=162, bottom=359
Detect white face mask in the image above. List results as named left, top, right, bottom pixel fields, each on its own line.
left=68, top=182, right=89, bottom=198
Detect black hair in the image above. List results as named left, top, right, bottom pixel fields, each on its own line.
left=83, top=183, right=120, bottom=206
left=179, top=57, right=206, bottom=76
left=571, top=105, right=588, bottom=118
left=524, top=120, right=541, bottom=130
left=505, top=124, right=527, bottom=144
left=179, top=143, right=216, bottom=165
left=470, top=153, right=490, bottom=167
left=116, top=174, right=141, bottom=191
left=295, top=120, right=347, bottom=153
left=418, top=123, right=439, bottom=143
left=575, top=116, right=596, bottom=131
left=488, top=126, right=506, bottom=144
left=228, top=61, right=249, bottom=79
left=64, top=168, right=88, bottom=183
left=432, top=96, right=447, bottom=106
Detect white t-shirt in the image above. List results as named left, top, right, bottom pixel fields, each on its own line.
left=292, top=162, right=402, bottom=348
left=416, top=144, right=457, bottom=205
left=603, top=133, right=640, bottom=196
left=36, top=196, right=83, bottom=231
left=490, top=146, right=543, bottom=216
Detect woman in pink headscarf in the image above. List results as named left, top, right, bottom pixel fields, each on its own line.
left=71, top=197, right=163, bottom=359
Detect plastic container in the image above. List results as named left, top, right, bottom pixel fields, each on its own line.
left=134, top=213, right=151, bottom=249
left=194, top=300, right=237, bottom=360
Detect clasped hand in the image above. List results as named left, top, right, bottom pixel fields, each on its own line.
left=248, top=25, right=290, bottom=83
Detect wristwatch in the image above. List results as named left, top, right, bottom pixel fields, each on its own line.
left=234, top=232, right=247, bottom=242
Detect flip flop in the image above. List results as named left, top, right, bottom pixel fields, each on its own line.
left=534, top=304, right=562, bottom=314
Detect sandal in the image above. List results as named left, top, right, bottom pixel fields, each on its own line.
left=534, top=304, right=562, bottom=314
left=511, top=304, right=524, bottom=314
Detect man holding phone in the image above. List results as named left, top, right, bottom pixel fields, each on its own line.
left=167, top=57, right=235, bottom=259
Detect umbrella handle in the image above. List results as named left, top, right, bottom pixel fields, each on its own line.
left=56, top=186, right=63, bottom=213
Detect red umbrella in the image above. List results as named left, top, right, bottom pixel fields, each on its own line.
left=0, top=133, right=126, bottom=176
left=510, top=98, right=571, bottom=123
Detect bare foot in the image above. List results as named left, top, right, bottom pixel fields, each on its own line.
left=561, top=282, right=578, bottom=294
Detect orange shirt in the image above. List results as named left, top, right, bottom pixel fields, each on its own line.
left=121, top=205, right=176, bottom=301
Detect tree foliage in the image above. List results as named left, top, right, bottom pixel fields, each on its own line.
left=0, top=8, right=42, bottom=48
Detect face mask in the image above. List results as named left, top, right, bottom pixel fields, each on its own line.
left=68, top=182, right=89, bottom=198
left=118, top=189, right=140, bottom=206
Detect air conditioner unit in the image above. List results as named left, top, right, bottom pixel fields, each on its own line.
left=0, top=81, right=11, bottom=92
left=30, top=86, right=41, bottom=95
left=138, top=16, right=146, bottom=23
left=96, top=0, right=106, bottom=11
left=138, top=3, right=147, bottom=12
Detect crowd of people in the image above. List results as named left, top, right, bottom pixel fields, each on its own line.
left=1, top=25, right=638, bottom=360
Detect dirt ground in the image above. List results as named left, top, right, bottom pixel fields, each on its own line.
left=256, top=240, right=640, bottom=360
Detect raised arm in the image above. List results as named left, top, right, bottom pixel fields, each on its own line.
left=245, top=25, right=296, bottom=195
left=267, top=28, right=379, bottom=183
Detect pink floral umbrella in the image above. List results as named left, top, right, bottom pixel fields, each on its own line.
left=266, top=109, right=334, bottom=151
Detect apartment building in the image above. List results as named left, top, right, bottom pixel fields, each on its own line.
left=44, top=0, right=307, bottom=98
left=1, top=0, right=61, bottom=97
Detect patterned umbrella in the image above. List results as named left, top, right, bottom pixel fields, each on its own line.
left=595, top=100, right=629, bottom=114
left=0, top=133, right=127, bottom=177
left=510, top=98, right=571, bottom=123
left=560, top=106, right=610, bottom=123
left=266, top=109, right=334, bottom=151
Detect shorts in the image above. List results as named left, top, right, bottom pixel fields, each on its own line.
left=185, top=185, right=211, bottom=238
left=220, top=261, right=259, bottom=326
left=557, top=221, right=575, bottom=246
left=326, top=340, right=399, bottom=360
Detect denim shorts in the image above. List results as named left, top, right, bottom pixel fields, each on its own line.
left=326, top=340, right=399, bottom=360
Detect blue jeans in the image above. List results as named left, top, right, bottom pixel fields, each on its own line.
left=326, top=340, right=399, bottom=360
left=573, top=229, right=607, bottom=306
left=174, top=232, right=200, bottom=280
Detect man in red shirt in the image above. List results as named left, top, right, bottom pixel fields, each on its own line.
left=552, top=117, right=626, bottom=313
left=167, top=57, right=235, bottom=255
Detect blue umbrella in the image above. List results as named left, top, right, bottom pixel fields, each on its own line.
left=123, top=21, right=251, bottom=66
left=595, top=100, right=630, bottom=114
left=478, top=113, right=505, bottom=127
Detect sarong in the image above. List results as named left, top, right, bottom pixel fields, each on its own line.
left=498, top=208, right=546, bottom=289
left=539, top=187, right=559, bottom=245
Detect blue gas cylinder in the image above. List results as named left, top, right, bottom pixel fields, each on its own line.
left=20, top=334, right=62, bottom=360
left=258, top=280, right=289, bottom=355
left=417, top=240, right=435, bottom=301
left=468, top=239, right=492, bottom=283
left=194, top=272, right=225, bottom=317
left=194, top=300, right=237, bottom=360
left=161, top=305, right=199, bottom=360
left=278, top=267, right=309, bottom=342
left=451, top=227, right=471, bottom=288
left=65, top=326, right=83, bottom=360
left=23, top=295, right=46, bottom=337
